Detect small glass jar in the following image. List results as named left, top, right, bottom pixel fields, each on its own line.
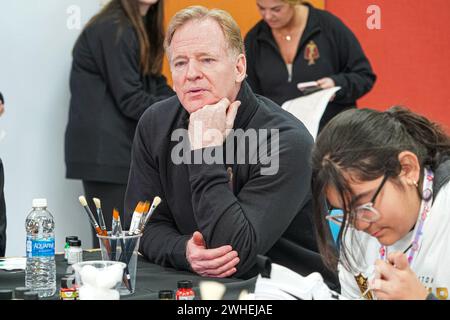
left=13, top=287, right=30, bottom=300
left=60, top=276, right=78, bottom=300
left=159, top=290, right=175, bottom=300
left=23, top=292, right=39, bottom=300
left=176, top=280, right=195, bottom=300
left=64, top=236, right=78, bottom=260
left=67, top=239, right=83, bottom=265
left=0, top=289, right=13, bottom=300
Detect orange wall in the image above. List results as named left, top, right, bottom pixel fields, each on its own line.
left=326, top=0, right=450, bottom=130
left=162, top=0, right=324, bottom=83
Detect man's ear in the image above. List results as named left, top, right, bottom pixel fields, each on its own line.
left=398, top=151, right=421, bottom=184
left=235, top=53, right=247, bottom=83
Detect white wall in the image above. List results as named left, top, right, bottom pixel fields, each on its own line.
left=0, top=0, right=109, bottom=256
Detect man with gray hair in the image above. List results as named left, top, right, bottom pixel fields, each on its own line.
left=125, top=6, right=338, bottom=288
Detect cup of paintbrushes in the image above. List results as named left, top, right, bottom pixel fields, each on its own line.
left=97, top=231, right=142, bottom=296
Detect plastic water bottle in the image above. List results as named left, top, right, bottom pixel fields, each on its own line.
left=25, top=198, right=56, bottom=297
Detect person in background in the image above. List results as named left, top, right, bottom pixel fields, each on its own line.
left=0, top=91, right=6, bottom=256
left=124, top=6, right=339, bottom=289
left=0, top=92, right=4, bottom=117
left=64, top=0, right=174, bottom=247
left=312, top=106, right=450, bottom=300
left=245, top=0, right=376, bottom=131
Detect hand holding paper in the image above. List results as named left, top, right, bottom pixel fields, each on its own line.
left=282, top=86, right=341, bottom=139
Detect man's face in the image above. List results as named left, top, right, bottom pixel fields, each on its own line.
left=168, top=18, right=246, bottom=114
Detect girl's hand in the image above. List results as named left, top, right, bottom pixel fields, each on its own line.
left=371, top=252, right=429, bottom=300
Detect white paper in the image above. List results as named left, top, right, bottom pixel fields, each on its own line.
left=0, top=257, right=26, bottom=270
left=282, top=87, right=341, bottom=139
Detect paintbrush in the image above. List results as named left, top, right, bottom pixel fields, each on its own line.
left=111, top=208, right=133, bottom=292
left=93, top=198, right=107, bottom=235
left=137, top=201, right=150, bottom=231
left=78, top=196, right=102, bottom=236
left=79, top=196, right=111, bottom=257
left=137, top=197, right=162, bottom=234
left=119, top=197, right=161, bottom=292
left=111, top=208, right=123, bottom=260
left=112, top=208, right=123, bottom=236
left=129, top=201, right=145, bottom=234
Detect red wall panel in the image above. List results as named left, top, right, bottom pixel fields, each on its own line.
left=326, top=0, right=450, bottom=129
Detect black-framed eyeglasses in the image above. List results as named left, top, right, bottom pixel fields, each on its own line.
left=326, top=175, right=389, bottom=226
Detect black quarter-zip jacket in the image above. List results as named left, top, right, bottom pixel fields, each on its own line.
left=244, top=3, right=376, bottom=129
left=124, top=82, right=339, bottom=289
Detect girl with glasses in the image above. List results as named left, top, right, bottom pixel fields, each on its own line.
left=312, top=106, right=450, bottom=300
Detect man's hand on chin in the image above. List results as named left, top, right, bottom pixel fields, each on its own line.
left=188, top=98, right=241, bottom=150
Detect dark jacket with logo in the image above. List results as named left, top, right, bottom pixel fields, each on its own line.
left=124, top=82, right=339, bottom=290
left=244, top=3, right=376, bottom=130
left=65, top=13, right=174, bottom=184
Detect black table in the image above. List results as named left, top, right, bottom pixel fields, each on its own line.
left=0, top=250, right=256, bottom=300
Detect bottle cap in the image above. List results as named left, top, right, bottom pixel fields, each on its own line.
left=14, top=287, right=30, bottom=299
left=158, top=290, right=174, bottom=299
left=0, top=289, right=13, bottom=300
left=32, top=198, right=47, bottom=208
left=68, top=239, right=81, bottom=247
left=65, top=236, right=78, bottom=243
left=23, top=291, right=39, bottom=300
left=177, top=280, right=193, bottom=289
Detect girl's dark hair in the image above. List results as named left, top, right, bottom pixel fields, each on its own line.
left=312, top=106, right=450, bottom=272
left=86, top=0, right=165, bottom=75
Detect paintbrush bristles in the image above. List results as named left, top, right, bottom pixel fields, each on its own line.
left=135, top=201, right=145, bottom=214
left=153, top=197, right=161, bottom=207
left=93, top=198, right=101, bottom=209
left=78, top=195, right=88, bottom=207
left=113, top=208, right=120, bottom=220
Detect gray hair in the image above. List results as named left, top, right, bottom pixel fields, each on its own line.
left=164, top=6, right=244, bottom=58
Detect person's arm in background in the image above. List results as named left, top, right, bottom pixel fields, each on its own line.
left=0, top=92, right=4, bottom=116
left=85, top=22, right=174, bottom=121
left=318, top=15, right=376, bottom=104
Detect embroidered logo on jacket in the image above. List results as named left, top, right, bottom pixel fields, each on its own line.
left=304, top=40, right=320, bottom=65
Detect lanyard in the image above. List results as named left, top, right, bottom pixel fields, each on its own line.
left=379, top=168, right=434, bottom=264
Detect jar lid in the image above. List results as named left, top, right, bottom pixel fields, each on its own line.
left=65, top=236, right=78, bottom=242
left=61, top=276, right=75, bottom=289
left=0, top=289, right=13, bottom=300
left=177, top=280, right=193, bottom=289
left=14, top=287, right=30, bottom=299
left=158, top=290, right=174, bottom=299
left=23, top=292, right=39, bottom=300
left=68, top=239, right=81, bottom=247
